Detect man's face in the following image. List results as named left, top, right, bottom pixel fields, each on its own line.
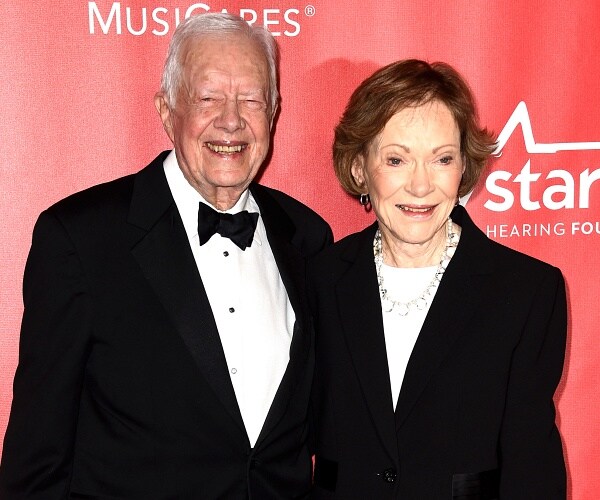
left=156, top=33, right=273, bottom=209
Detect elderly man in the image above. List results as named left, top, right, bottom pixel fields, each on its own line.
left=0, top=13, right=332, bottom=499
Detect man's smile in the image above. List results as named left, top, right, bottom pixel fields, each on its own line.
left=205, top=142, right=247, bottom=154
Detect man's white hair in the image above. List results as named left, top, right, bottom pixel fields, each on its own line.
left=159, top=13, right=279, bottom=117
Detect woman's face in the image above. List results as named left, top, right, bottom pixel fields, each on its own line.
left=352, top=100, right=464, bottom=251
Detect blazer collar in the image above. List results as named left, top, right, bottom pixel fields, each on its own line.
left=335, top=207, right=496, bottom=457
left=394, top=205, right=496, bottom=427
left=129, top=152, right=248, bottom=442
left=127, top=151, right=173, bottom=231
left=249, top=184, right=312, bottom=449
left=128, top=156, right=309, bottom=449
left=336, top=221, right=400, bottom=461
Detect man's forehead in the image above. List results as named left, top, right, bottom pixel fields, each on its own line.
left=179, top=35, right=269, bottom=90
left=181, top=33, right=264, bottom=64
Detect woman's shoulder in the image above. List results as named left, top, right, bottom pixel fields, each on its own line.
left=458, top=225, right=565, bottom=306
left=309, top=223, right=377, bottom=268
left=457, top=205, right=562, bottom=278
left=485, top=238, right=564, bottom=293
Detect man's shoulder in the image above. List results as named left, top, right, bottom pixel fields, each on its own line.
left=252, top=183, right=329, bottom=228
left=51, top=173, right=135, bottom=212
left=45, top=152, right=167, bottom=222
left=251, top=183, right=323, bottom=215
left=251, top=183, right=333, bottom=257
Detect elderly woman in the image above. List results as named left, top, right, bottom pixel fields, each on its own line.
left=308, top=59, right=567, bottom=499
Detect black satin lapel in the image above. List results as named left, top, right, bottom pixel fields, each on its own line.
left=254, top=246, right=310, bottom=448
left=251, top=185, right=301, bottom=311
left=394, top=207, right=493, bottom=429
left=337, top=227, right=399, bottom=461
left=250, top=186, right=311, bottom=447
left=128, top=162, right=246, bottom=437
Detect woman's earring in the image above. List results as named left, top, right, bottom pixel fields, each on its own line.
left=359, top=193, right=371, bottom=211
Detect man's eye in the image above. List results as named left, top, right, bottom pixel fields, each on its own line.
left=191, top=97, right=216, bottom=108
left=242, top=99, right=266, bottom=110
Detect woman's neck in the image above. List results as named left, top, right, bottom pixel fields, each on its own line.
left=379, top=223, right=451, bottom=268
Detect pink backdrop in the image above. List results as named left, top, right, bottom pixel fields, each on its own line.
left=1, top=2, right=599, bottom=498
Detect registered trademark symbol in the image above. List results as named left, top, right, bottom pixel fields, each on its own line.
left=305, top=5, right=316, bottom=16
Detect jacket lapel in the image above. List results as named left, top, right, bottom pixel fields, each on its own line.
left=336, top=223, right=400, bottom=462
left=128, top=153, right=247, bottom=439
left=249, top=184, right=312, bottom=448
left=394, top=206, right=495, bottom=428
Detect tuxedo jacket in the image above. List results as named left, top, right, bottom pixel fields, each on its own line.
left=308, top=205, right=567, bottom=499
left=0, top=151, right=333, bottom=499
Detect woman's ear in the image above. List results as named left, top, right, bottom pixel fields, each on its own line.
left=351, top=157, right=366, bottom=189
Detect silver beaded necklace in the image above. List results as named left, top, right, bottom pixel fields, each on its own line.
left=374, top=217, right=460, bottom=316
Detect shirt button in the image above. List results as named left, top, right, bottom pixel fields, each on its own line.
left=229, top=307, right=235, bottom=313
left=223, top=251, right=229, bottom=257
left=381, top=468, right=397, bottom=483
left=231, top=368, right=237, bottom=374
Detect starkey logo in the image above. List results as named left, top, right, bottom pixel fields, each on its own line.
left=462, top=101, right=600, bottom=238
left=88, top=2, right=317, bottom=37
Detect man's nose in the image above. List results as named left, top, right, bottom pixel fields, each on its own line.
left=214, top=99, right=244, bottom=132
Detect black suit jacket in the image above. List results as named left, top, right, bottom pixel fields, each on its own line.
left=0, top=151, right=333, bottom=499
left=308, top=205, right=566, bottom=499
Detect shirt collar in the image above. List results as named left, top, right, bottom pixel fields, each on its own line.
left=163, top=150, right=263, bottom=245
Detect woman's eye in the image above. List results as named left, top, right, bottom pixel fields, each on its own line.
left=388, top=157, right=402, bottom=166
left=439, top=155, right=453, bottom=165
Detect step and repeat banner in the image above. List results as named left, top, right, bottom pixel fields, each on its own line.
left=1, top=1, right=599, bottom=497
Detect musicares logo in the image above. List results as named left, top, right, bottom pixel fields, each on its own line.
left=462, top=102, right=600, bottom=238
left=88, top=2, right=312, bottom=37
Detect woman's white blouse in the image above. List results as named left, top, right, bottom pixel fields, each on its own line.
left=380, top=264, right=439, bottom=410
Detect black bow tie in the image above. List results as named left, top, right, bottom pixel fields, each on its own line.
left=197, top=202, right=259, bottom=250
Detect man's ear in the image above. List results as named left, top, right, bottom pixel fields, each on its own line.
left=351, top=157, right=366, bottom=189
left=154, top=92, right=175, bottom=143
left=269, top=101, right=279, bottom=130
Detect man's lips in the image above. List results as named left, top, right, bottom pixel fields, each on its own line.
left=205, top=142, right=247, bottom=154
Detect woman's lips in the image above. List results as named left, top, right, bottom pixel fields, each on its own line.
left=395, top=204, right=435, bottom=214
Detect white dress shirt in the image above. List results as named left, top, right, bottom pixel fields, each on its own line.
left=163, top=151, right=295, bottom=446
